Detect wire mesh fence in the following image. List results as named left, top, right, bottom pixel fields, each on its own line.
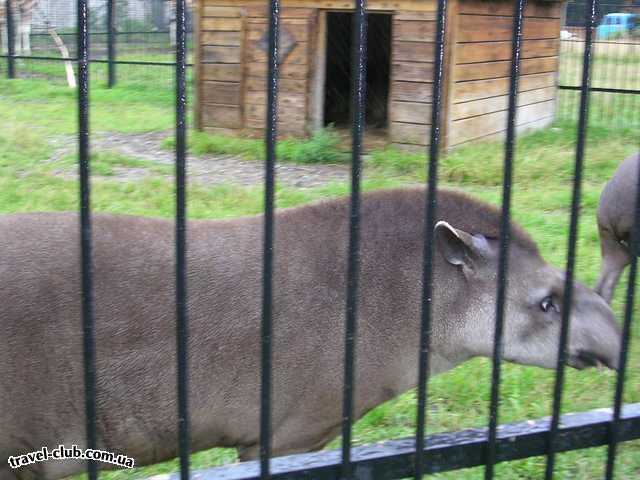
left=558, top=1, right=640, bottom=129
left=1, top=0, right=194, bottom=89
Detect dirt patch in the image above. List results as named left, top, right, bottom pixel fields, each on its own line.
left=48, top=131, right=351, bottom=189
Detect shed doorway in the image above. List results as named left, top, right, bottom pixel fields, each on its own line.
left=323, top=12, right=391, bottom=137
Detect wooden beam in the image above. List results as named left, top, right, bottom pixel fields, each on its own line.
left=456, top=39, right=559, bottom=64
left=201, top=31, right=243, bottom=46
left=201, top=45, right=242, bottom=63
left=457, top=15, right=559, bottom=42
left=201, top=81, right=243, bottom=105
left=453, top=56, right=558, bottom=82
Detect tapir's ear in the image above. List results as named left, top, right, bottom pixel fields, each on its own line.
left=434, top=221, right=488, bottom=267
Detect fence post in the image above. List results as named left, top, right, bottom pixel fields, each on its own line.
left=107, top=0, right=116, bottom=87
left=5, top=0, right=15, bottom=78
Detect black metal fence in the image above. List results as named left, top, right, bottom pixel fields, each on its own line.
left=558, top=1, right=640, bottom=128
left=4, top=0, right=640, bottom=478
left=1, top=0, right=193, bottom=88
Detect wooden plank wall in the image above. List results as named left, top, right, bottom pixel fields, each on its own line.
left=389, top=11, right=438, bottom=149
left=198, top=1, right=314, bottom=136
left=243, top=6, right=314, bottom=136
left=447, top=0, right=562, bottom=146
left=199, top=5, right=245, bottom=134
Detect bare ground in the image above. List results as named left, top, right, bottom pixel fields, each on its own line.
left=49, top=130, right=351, bottom=188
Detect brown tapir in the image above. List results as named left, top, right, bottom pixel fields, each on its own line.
left=0, top=188, right=621, bottom=479
left=595, top=152, right=640, bottom=304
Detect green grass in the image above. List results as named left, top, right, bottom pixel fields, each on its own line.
left=0, top=77, right=180, bottom=136
left=0, top=78, right=638, bottom=479
left=163, top=127, right=349, bottom=164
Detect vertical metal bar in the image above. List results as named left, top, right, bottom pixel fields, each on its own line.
left=604, top=152, right=640, bottom=479
left=77, top=0, right=96, bottom=477
left=341, top=2, right=367, bottom=479
left=5, top=0, right=15, bottom=78
left=260, top=0, right=279, bottom=476
left=175, top=0, right=189, bottom=477
left=414, top=0, right=447, bottom=477
left=484, top=1, right=526, bottom=478
left=544, top=0, right=596, bottom=478
left=107, top=0, right=116, bottom=87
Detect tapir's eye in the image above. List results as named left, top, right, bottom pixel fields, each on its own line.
left=540, top=296, right=558, bottom=313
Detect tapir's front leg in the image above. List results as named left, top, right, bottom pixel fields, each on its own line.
left=595, top=225, right=631, bottom=304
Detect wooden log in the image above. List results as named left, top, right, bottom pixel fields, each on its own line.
left=202, top=0, right=439, bottom=13
left=393, top=20, right=436, bottom=42
left=452, top=115, right=555, bottom=146
left=247, top=23, right=309, bottom=41
left=202, top=6, right=242, bottom=17
left=456, top=38, right=559, bottom=64
left=201, top=31, right=243, bottom=46
left=389, top=122, right=431, bottom=146
left=451, top=86, right=555, bottom=120
left=452, top=72, right=555, bottom=102
left=201, top=17, right=244, bottom=31
left=392, top=62, right=435, bottom=82
left=454, top=56, right=557, bottom=82
left=391, top=80, right=433, bottom=103
left=393, top=41, right=436, bottom=63
left=202, top=104, right=243, bottom=129
left=394, top=11, right=437, bottom=21
left=457, top=0, right=562, bottom=18
left=449, top=99, right=555, bottom=144
left=246, top=62, right=308, bottom=79
left=389, top=101, right=432, bottom=124
left=201, top=45, right=242, bottom=63
left=202, top=63, right=243, bottom=81
left=245, top=5, right=314, bottom=18
left=245, top=91, right=307, bottom=109
left=245, top=76, right=308, bottom=94
left=457, top=15, right=559, bottom=42
left=201, top=81, right=242, bottom=105
left=246, top=104, right=306, bottom=129
left=246, top=41, right=309, bottom=64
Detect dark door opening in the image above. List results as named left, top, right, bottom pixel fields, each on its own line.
left=323, top=12, right=391, bottom=131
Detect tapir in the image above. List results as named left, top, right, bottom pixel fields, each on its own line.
left=595, top=152, right=640, bottom=304
left=0, top=188, right=621, bottom=479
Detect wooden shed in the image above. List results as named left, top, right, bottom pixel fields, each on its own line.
left=193, top=0, right=563, bottom=150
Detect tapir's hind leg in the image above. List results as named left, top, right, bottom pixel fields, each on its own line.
left=595, top=225, right=631, bottom=304
left=237, top=422, right=341, bottom=462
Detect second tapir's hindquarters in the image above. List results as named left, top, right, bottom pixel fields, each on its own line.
left=595, top=224, right=632, bottom=304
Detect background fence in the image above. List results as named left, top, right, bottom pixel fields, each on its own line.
left=0, top=0, right=194, bottom=89
left=557, top=0, right=640, bottom=129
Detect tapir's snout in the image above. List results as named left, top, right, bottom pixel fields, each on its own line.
left=568, top=286, right=622, bottom=371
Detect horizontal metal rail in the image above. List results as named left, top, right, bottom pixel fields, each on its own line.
left=28, top=30, right=176, bottom=36
left=146, top=404, right=640, bottom=480
left=558, top=85, right=640, bottom=95
left=0, top=55, right=193, bottom=67
left=561, top=38, right=640, bottom=46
